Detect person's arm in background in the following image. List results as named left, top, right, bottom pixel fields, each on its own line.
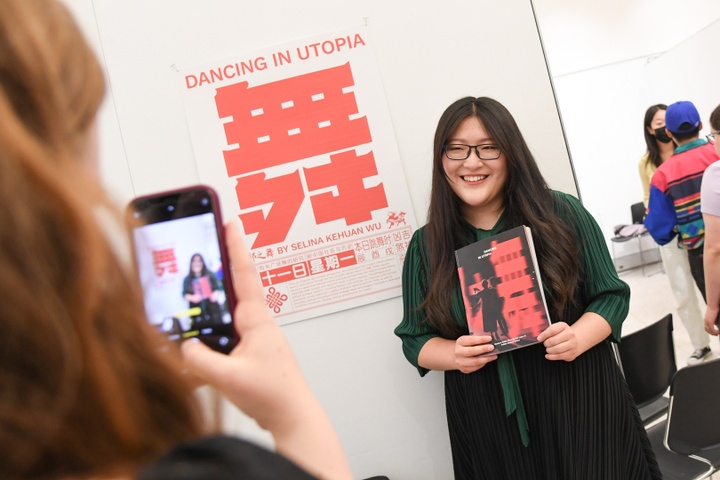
left=182, top=221, right=353, bottom=480
left=701, top=162, right=720, bottom=335
left=700, top=162, right=720, bottom=335
left=644, top=182, right=678, bottom=246
left=703, top=212, right=720, bottom=334
left=638, top=156, right=652, bottom=209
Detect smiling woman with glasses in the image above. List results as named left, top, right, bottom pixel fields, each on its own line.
left=395, top=96, right=660, bottom=479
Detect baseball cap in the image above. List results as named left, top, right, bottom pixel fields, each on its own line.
left=666, top=101, right=701, bottom=134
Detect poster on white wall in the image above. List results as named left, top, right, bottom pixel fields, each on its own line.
left=178, top=27, right=417, bottom=325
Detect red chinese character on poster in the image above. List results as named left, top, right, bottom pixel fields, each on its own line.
left=215, top=62, right=388, bottom=249
left=305, top=149, right=387, bottom=225
left=217, top=62, right=371, bottom=175
left=233, top=171, right=305, bottom=248
left=152, top=248, right=178, bottom=277
left=259, top=249, right=357, bottom=287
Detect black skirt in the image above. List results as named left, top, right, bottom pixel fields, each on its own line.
left=445, top=341, right=661, bottom=479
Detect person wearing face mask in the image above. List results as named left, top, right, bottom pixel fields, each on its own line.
left=638, top=104, right=712, bottom=365
left=639, top=105, right=674, bottom=206
left=645, top=100, right=720, bottom=364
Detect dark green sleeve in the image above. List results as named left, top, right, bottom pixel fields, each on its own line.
left=182, top=276, right=193, bottom=296
left=394, top=228, right=437, bottom=376
left=554, top=191, right=630, bottom=341
left=208, top=272, right=221, bottom=291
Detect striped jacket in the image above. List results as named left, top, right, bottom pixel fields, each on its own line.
left=645, top=139, right=719, bottom=249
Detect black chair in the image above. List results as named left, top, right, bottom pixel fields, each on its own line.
left=646, top=357, right=720, bottom=479
left=611, top=201, right=658, bottom=276
left=617, top=313, right=676, bottom=425
left=630, top=201, right=646, bottom=225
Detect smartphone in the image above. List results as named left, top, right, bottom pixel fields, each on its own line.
left=128, top=185, right=237, bottom=354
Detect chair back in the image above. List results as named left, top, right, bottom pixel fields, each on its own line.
left=617, top=314, right=676, bottom=408
left=666, top=357, right=720, bottom=456
left=631, top=202, right=646, bottom=224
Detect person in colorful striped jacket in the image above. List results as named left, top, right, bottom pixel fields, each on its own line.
left=645, top=100, right=720, bottom=309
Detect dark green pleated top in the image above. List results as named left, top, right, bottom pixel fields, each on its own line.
left=394, top=191, right=630, bottom=445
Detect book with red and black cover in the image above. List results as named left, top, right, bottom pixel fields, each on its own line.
left=192, top=276, right=213, bottom=299
left=454, top=225, right=551, bottom=355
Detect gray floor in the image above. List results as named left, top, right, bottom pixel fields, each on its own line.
left=621, top=260, right=716, bottom=366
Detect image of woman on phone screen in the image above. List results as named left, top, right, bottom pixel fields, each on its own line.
left=183, top=253, right=223, bottom=327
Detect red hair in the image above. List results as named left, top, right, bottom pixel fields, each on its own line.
left=0, top=1, right=205, bottom=478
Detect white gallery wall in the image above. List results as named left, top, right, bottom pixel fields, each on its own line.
left=532, top=0, right=720, bottom=259
left=60, top=1, right=574, bottom=479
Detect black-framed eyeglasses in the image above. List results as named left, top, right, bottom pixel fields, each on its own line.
left=443, top=144, right=502, bottom=161
left=706, top=130, right=720, bottom=143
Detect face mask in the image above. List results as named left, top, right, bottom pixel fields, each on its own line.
left=654, top=127, right=673, bottom=144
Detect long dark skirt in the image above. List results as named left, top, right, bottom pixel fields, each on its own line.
left=445, top=341, right=661, bottom=479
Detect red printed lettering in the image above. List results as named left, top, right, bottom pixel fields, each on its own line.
left=215, top=61, right=384, bottom=249
left=152, top=248, right=178, bottom=277
left=215, top=62, right=371, bottom=176
left=305, top=150, right=388, bottom=225
left=235, top=171, right=305, bottom=248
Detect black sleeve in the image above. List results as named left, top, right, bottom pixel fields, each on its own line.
left=137, top=435, right=318, bottom=480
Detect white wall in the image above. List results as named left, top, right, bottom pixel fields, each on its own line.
left=60, top=0, right=133, bottom=205
left=532, top=0, right=720, bottom=259
left=62, top=1, right=574, bottom=478
left=644, top=20, right=720, bottom=130
left=532, top=0, right=720, bottom=78
left=551, top=58, right=650, bottom=245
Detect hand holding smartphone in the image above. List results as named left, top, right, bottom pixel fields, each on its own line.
left=128, top=185, right=238, bottom=354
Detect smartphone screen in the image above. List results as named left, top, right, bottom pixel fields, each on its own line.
left=129, top=186, right=237, bottom=354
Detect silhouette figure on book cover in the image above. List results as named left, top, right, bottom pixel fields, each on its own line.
left=469, top=277, right=508, bottom=342
left=456, top=226, right=550, bottom=354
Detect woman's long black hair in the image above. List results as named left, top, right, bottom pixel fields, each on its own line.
left=422, top=97, right=580, bottom=337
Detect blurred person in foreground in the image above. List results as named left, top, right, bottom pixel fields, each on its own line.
left=0, top=0, right=352, bottom=479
